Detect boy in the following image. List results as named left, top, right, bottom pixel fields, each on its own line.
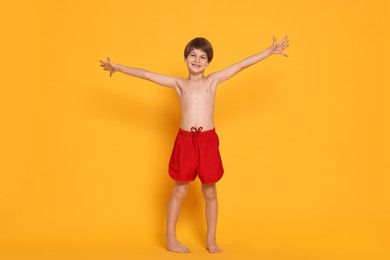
left=100, top=36, right=289, bottom=253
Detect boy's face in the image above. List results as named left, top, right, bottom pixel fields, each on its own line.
left=185, top=48, right=209, bottom=74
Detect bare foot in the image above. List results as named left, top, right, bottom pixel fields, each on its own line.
left=207, top=242, right=222, bottom=253
left=166, top=239, right=191, bottom=253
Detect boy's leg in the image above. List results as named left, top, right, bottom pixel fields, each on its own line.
left=166, top=182, right=191, bottom=253
left=201, top=183, right=222, bottom=253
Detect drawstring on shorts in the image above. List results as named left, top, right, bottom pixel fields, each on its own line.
left=190, top=126, right=203, bottom=134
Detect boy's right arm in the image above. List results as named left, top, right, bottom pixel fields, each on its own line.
left=99, top=57, right=180, bottom=89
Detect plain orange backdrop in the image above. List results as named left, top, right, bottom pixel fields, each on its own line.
left=0, top=0, right=389, bottom=259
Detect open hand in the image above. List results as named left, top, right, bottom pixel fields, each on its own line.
left=99, top=57, right=118, bottom=77
left=270, top=36, right=289, bottom=57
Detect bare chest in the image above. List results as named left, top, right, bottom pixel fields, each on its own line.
left=180, top=85, right=215, bottom=103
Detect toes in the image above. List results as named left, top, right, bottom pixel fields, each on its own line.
left=167, top=243, right=191, bottom=253
left=207, top=246, right=221, bottom=253
left=177, top=247, right=190, bottom=253
left=179, top=246, right=190, bottom=253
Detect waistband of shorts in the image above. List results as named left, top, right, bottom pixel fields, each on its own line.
left=178, top=127, right=216, bottom=137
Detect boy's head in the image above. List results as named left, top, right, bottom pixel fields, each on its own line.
left=184, top=37, right=213, bottom=63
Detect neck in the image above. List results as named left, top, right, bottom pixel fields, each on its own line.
left=187, top=72, right=204, bottom=81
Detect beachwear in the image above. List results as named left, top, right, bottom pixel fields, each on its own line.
left=169, top=127, right=224, bottom=184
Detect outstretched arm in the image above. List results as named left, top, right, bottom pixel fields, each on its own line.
left=209, top=36, right=289, bottom=85
left=99, top=57, right=179, bottom=89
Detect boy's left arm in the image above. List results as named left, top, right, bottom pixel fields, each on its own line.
left=210, top=36, right=289, bottom=85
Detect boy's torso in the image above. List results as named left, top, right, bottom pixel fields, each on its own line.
left=175, top=76, right=217, bottom=131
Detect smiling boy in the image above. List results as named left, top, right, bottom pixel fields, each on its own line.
left=100, top=36, right=289, bottom=253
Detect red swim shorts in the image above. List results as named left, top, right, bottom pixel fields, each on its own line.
left=169, top=127, right=224, bottom=184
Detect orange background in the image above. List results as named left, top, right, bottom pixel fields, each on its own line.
left=1, top=0, right=389, bottom=259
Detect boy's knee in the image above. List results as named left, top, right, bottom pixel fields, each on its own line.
left=173, top=184, right=189, bottom=201
left=202, top=185, right=217, bottom=201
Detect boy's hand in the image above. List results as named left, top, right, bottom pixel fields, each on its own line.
left=270, top=36, right=289, bottom=57
left=99, top=57, right=118, bottom=77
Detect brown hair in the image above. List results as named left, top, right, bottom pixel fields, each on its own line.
left=184, top=37, right=214, bottom=63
